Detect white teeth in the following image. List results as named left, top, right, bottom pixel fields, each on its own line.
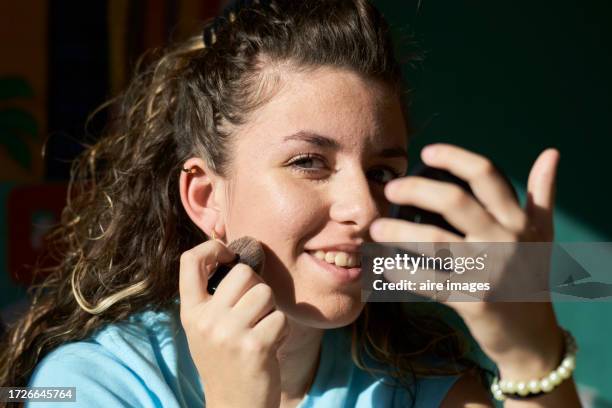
left=324, top=251, right=336, bottom=263
left=310, top=250, right=360, bottom=267
left=314, top=250, right=326, bottom=260
left=334, top=252, right=348, bottom=267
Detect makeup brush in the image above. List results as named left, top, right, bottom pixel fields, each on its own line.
left=207, top=236, right=265, bottom=295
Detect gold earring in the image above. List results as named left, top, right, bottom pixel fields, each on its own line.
left=211, top=230, right=217, bottom=240
left=182, top=167, right=197, bottom=174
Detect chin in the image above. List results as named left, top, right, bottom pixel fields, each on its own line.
left=281, top=292, right=365, bottom=329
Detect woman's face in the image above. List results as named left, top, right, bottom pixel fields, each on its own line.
left=223, top=67, right=408, bottom=329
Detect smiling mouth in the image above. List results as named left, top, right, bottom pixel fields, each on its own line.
left=305, top=250, right=361, bottom=268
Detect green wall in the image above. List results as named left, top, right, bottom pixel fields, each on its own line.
left=374, top=0, right=612, bottom=403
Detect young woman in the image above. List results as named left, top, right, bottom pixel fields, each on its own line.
left=0, top=0, right=581, bottom=407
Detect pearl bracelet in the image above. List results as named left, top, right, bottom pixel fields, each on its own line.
left=490, top=328, right=577, bottom=401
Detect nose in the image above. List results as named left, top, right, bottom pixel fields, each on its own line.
left=329, top=168, right=381, bottom=233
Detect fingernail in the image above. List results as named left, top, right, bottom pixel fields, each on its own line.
left=370, top=220, right=385, bottom=239
left=422, top=145, right=438, bottom=161
left=385, top=180, right=399, bottom=196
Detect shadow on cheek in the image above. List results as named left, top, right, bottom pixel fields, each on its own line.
left=260, top=242, right=334, bottom=319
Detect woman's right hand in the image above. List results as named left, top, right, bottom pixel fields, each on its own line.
left=179, top=240, right=288, bottom=408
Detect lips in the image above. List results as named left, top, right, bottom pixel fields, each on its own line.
left=305, top=250, right=362, bottom=283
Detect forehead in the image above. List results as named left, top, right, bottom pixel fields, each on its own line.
left=236, top=66, right=407, bottom=150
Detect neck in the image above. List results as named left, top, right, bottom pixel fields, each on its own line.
left=276, top=318, right=324, bottom=403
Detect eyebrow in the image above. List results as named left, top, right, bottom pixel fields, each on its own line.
left=282, top=131, right=340, bottom=149
left=282, top=131, right=409, bottom=161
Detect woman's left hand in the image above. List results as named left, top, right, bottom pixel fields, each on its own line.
left=369, top=143, right=564, bottom=381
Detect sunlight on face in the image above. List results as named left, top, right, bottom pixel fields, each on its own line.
left=224, top=66, right=408, bottom=328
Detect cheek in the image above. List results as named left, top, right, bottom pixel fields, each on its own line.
left=226, top=174, right=325, bottom=250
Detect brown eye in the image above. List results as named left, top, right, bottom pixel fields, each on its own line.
left=288, top=154, right=327, bottom=171
left=293, top=158, right=321, bottom=169
left=367, top=167, right=400, bottom=184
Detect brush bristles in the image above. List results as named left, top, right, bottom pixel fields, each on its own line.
left=228, top=236, right=265, bottom=274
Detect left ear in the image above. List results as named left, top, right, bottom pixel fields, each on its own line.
left=179, top=157, right=228, bottom=240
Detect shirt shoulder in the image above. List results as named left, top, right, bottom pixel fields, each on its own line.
left=27, top=305, right=201, bottom=408
left=299, top=327, right=461, bottom=408
left=27, top=341, right=158, bottom=408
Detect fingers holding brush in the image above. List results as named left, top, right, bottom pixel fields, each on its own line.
left=214, top=263, right=266, bottom=308
left=233, top=281, right=277, bottom=327
left=179, top=239, right=236, bottom=310
left=179, top=237, right=285, bottom=408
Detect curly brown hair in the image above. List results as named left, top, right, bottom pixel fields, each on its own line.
left=0, top=0, right=483, bottom=405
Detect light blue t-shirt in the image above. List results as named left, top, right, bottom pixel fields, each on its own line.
left=27, top=305, right=460, bottom=407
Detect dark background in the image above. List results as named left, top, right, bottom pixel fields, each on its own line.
left=384, top=1, right=612, bottom=242
left=376, top=1, right=612, bottom=403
